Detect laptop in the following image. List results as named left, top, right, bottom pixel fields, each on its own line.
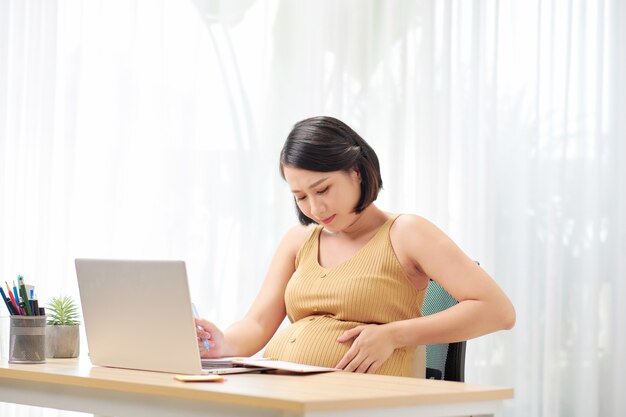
left=75, top=258, right=267, bottom=375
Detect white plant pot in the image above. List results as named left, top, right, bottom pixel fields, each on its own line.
left=46, top=325, right=80, bottom=358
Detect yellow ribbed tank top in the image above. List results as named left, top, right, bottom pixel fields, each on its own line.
left=263, top=215, right=426, bottom=376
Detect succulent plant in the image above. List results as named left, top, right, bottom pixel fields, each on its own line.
left=46, top=295, right=80, bottom=326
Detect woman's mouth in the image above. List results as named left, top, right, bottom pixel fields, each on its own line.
left=321, top=215, right=336, bottom=225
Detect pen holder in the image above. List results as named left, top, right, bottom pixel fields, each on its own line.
left=9, top=315, right=47, bottom=364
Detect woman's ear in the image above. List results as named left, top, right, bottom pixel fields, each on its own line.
left=351, top=168, right=361, bottom=182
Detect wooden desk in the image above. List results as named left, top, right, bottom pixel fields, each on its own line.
left=0, top=358, right=513, bottom=417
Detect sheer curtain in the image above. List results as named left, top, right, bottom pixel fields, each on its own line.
left=1, top=1, right=624, bottom=417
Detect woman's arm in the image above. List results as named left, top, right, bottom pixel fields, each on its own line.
left=336, top=214, right=515, bottom=373
left=197, top=225, right=312, bottom=358
left=389, top=214, right=515, bottom=347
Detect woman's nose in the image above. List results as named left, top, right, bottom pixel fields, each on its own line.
left=310, top=198, right=326, bottom=218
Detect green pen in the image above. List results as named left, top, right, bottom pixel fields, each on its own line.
left=18, top=276, right=32, bottom=316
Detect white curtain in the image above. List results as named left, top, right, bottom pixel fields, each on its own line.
left=1, top=1, right=624, bottom=416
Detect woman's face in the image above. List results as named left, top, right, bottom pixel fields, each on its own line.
left=282, top=165, right=361, bottom=231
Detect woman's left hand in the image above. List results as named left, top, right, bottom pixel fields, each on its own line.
left=335, top=324, right=396, bottom=373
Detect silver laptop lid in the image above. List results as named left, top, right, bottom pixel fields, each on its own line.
left=75, top=259, right=202, bottom=374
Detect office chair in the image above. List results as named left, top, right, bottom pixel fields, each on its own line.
left=422, top=279, right=466, bottom=382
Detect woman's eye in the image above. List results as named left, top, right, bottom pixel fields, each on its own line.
left=295, top=195, right=307, bottom=201
left=317, top=186, right=329, bottom=195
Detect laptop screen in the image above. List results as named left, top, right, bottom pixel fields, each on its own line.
left=76, top=259, right=203, bottom=374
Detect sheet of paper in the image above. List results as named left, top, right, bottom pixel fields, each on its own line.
left=233, top=358, right=339, bottom=373
left=201, top=357, right=272, bottom=368
left=175, top=374, right=225, bottom=382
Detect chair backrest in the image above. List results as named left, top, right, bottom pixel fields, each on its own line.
left=422, top=279, right=466, bottom=382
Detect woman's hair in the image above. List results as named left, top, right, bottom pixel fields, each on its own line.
left=279, top=116, right=383, bottom=225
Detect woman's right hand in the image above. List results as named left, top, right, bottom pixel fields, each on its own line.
left=195, top=318, right=227, bottom=358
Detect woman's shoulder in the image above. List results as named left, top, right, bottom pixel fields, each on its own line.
left=390, top=213, right=445, bottom=246
left=280, top=223, right=318, bottom=254
left=391, top=213, right=436, bottom=230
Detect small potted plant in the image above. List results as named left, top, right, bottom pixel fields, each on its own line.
left=45, top=295, right=81, bottom=358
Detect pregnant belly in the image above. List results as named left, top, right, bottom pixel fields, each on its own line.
left=263, top=315, right=414, bottom=376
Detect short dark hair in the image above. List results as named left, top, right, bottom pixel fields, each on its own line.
left=279, top=116, right=383, bottom=225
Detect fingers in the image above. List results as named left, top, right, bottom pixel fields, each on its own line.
left=336, top=326, right=367, bottom=369
left=195, top=318, right=218, bottom=339
left=336, top=326, right=363, bottom=342
left=197, top=338, right=215, bottom=358
left=339, top=349, right=380, bottom=373
left=195, top=318, right=214, bottom=331
left=194, top=318, right=224, bottom=358
left=335, top=324, right=393, bottom=374
left=365, top=360, right=383, bottom=374
left=341, top=346, right=370, bottom=373
left=335, top=344, right=358, bottom=370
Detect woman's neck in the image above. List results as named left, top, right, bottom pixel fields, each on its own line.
left=331, top=205, right=389, bottom=240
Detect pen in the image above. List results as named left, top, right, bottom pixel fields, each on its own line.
left=18, top=276, right=32, bottom=316
left=8, top=299, right=20, bottom=315
left=192, top=303, right=210, bottom=352
left=0, top=287, right=17, bottom=315
left=6, top=282, right=20, bottom=315
left=12, top=280, right=19, bottom=305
